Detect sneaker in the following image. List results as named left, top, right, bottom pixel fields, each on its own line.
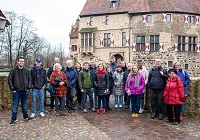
left=30, top=113, right=35, bottom=118
left=83, top=109, right=88, bottom=113
left=24, top=117, right=33, bottom=121
left=10, top=120, right=15, bottom=125
left=132, top=113, right=136, bottom=118
left=139, top=108, right=144, bottom=114
left=40, top=112, right=45, bottom=117
left=91, top=108, right=96, bottom=112
left=119, top=104, right=122, bottom=108
left=114, top=104, right=118, bottom=108
left=135, top=114, right=139, bottom=118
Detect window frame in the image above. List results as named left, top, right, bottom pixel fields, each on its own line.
left=122, top=32, right=126, bottom=46
left=104, top=33, right=111, bottom=47
left=166, top=14, right=171, bottom=22
left=150, top=35, right=159, bottom=52
left=177, top=36, right=197, bottom=52
left=146, top=15, right=152, bottom=23
left=136, top=35, right=146, bottom=52
left=81, top=32, right=95, bottom=47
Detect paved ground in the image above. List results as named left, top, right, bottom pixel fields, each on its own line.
left=0, top=100, right=200, bottom=140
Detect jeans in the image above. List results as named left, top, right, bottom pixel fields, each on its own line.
left=11, top=91, right=29, bottom=121
left=82, top=88, right=94, bottom=109
left=140, top=93, right=144, bottom=109
left=92, top=88, right=98, bottom=107
left=114, top=95, right=123, bottom=105
left=131, top=94, right=141, bottom=113
left=150, top=89, right=165, bottom=114
left=180, top=102, right=184, bottom=115
left=31, top=89, right=45, bottom=113
left=66, top=87, right=76, bottom=110
left=54, top=96, right=66, bottom=111
left=98, top=95, right=106, bottom=109
left=126, top=95, right=131, bottom=106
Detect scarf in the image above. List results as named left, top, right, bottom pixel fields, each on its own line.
left=133, top=73, right=139, bottom=88
left=98, top=69, right=105, bottom=76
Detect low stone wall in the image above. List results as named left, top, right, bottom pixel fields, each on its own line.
left=0, top=76, right=200, bottom=115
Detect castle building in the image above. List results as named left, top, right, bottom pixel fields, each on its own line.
left=69, top=0, right=200, bottom=76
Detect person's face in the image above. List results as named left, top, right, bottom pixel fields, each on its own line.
left=17, top=58, right=25, bottom=68
left=132, top=66, right=138, bottom=73
left=76, top=63, right=81, bottom=69
left=66, top=61, right=73, bottom=68
left=107, top=67, right=111, bottom=72
left=155, top=60, right=161, bottom=67
left=169, top=72, right=177, bottom=78
left=35, top=61, right=42, bottom=66
left=111, top=58, right=116, bottom=62
left=117, top=67, right=122, bottom=71
left=55, top=65, right=61, bottom=72
left=90, top=60, right=96, bottom=67
left=175, top=64, right=181, bottom=70
left=83, top=63, right=89, bottom=70
left=121, top=62, right=125, bottom=67
left=137, top=62, right=143, bottom=68
left=98, top=64, right=104, bottom=70
left=54, top=58, right=59, bottom=63
left=127, top=64, right=132, bottom=70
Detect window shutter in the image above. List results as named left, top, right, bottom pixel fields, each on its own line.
left=87, top=21, right=90, bottom=26
left=174, top=43, right=178, bottom=51
left=197, top=44, right=200, bottom=52
left=196, top=16, right=199, bottom=24
left=184, top=15, right=188, bottom=23
left=143, top=15, right=147, bottom=22
left=125, top=37, right=130, bottom=46
left=99, top=39, right=103, bottom=47
left=163, top=14, right=167, bottom=21
left=145, top=43, right=150, bottom=51
left=159, top=43, right=164, bottom=51
left=132, top=43, right=136, bottom=52
left=110, top=38, right=114, bottom=47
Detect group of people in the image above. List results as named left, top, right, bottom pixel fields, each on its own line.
left=8, top=56, right=190, bottom=126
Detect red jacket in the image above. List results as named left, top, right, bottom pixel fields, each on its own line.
left=164, top=76, right=185, bottom=105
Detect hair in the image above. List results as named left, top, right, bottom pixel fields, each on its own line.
left=76, top=61, right=81, bottom=66
left=17, top=56, right=24, bottom=61
left=83, top=62, right=89, bottom=66
left=127, top=64, right=138, bottom=83
left=53, top=63, right=62, bottom=71
left=66, top=59, right=73, bottom=64
left=137, top=59, right=143, bottom=63
left=98, top=63, right=104, bottom=69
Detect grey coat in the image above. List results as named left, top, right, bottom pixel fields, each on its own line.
left=113, top=71, right=124, bottom=96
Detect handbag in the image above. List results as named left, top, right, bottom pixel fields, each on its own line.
left=46, top=84, right=55, bottom=96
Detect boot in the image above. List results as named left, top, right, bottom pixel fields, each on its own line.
left=102, top=108, right=106, bottom=114
left=96, top=109, right=100, bottom=114
left=60, top=111, right=67, bottom=116
left=150, top=112, right=156, bottom=119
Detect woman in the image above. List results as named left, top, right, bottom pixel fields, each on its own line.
left=106, top=66, right=114, bottom=111
left=163, top=69, right=185, bottom=125
left=125, top=65, right=145, bottom=118
left=113, top=65, right=124, bottom=108
left=95, top=63, right=109, bottom=114
left=50, top=63, right=68, bottom=116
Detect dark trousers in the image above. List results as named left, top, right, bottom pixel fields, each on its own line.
left=66, top=87, right=76, bottom=110
left=124, top=92, right=128, bottom=105
left=76, top=86, right=82, bottom=107
left=131, top=94, right=141, bottom=114
left=106, top=86, right=113, bottom=108
left=150, top=89, right=165, bottom=115
left=98, top=95, right=106, bottom=109
left=50, top=96, right=54, bottom=109
left=166, top=104, right=181, bottom=122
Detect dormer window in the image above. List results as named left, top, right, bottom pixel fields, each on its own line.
left=111, top=0, right=118, bottom=8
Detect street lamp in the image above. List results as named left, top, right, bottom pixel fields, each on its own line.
left=0, top=10, right=10, bottom=31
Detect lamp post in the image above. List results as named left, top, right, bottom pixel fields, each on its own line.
left=0, top=10, right=10, bottom=31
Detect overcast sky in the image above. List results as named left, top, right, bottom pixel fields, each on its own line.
left=1, top=0, right=87, bottom=54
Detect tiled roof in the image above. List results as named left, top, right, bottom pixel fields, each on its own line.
left=80, top=0, right=200, bottom=16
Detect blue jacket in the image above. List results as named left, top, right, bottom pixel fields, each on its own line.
left=108, top=62, right=118, bottom=72
left=64, top=67, right=78, bottom=87
left=177, top=69, right=191, bottom=94
left=89, top=66, right=97, bottom=87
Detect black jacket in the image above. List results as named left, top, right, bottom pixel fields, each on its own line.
left=8, top=66, right=31, bottom=92
left=95, top=72, right=109, bottom=95
left=30, top=66, right=47, bottom=89
left=107, top=71, right=114, bottom=87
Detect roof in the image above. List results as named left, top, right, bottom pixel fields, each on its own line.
left=0, top=10, right=11, bottom=26
left=79, top=27, right=96, bottom=33
left=80, top=0, right=200, bottom=17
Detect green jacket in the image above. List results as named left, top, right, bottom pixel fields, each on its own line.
left=78, top=68, right=92, bottom=90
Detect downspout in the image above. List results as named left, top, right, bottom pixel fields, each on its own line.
left=128, top=14, right=132, bottom=63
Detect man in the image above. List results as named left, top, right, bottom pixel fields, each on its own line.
left=89, top=59, right=97, bottom=108
left=47, top=57, right=64, bottom=111
left=78, top=62, right=95, bottom=113
left=174, top=62, right=190, bottom=119
left=30, top=58, right=47, bottom=118
left=64, top=59, right=78, bottom=112
left=108, top=56, right=118, bottom=72
left=148, top=59, right=168, bottom=120
left=8, top=56, right=32, bottom=125
left=137, top=59, right=149, bottom=113
left=123, top=63, right=132, bottom=109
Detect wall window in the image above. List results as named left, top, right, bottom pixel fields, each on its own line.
left=147, top=15, right=152, bottom=23
left=177, top=36, right=197, bottom=52
left=184, top=64, right=189, bottom=70
left=105, top=16, right=109, bottom=25
left=104, top=33, right=111, bottom=47
left=188, top=16, right=195, bottom=24
left=90, top=17, right=93, bottom=26
left=111, top=0, right=118, bottom=8
left=81, top=33, right=95, bottom=46
left=166, top=14, right=171, bottom=22
left=71, top=45, right=77, bottom=51
left=122, top=32, right=126, bottom=46
left=150, top=35, right=159, bottom=51
left=136, top=36, right=145, bottom=51
left=168, top=61, right=173, bottom=68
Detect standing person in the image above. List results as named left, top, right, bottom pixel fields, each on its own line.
left=163, top=69, right=185, bottom=125
left=123, top=63, right=133, bottom=109
left=108, top=56, right=118, bottom=72
left=95, top=64, right=109, bottom=114
left=137, top=59, right=149, bottom=113
left=78, top=62, right=95, bottom=113
left=47, top=57, right=64, bottom=112
left=89, top=59, right=98, bottom=108
left=8, top=56, right=32, bottom=125
left=106, top=66, right=114, bottom=111
left=174, top=62, right=191, bottom=119
left=113, top=65, right=124, bottom=108
left=30, top=58, right=47, bottom=118
left=121, top=61, right=127, bottom=72
left=75, top=62, right=82, bottom=109
left=50, top=63, right=68, bottom=116
left=64, top=60, right=78, bottom=112
left=148, top=59, right=168, bottom=120
left=125, top=65, right=145, bottom=118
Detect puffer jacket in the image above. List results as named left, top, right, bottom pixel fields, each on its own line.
left=163, top=76, right=185, bottom=105
left=124, top=73, right=145, bottom=95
